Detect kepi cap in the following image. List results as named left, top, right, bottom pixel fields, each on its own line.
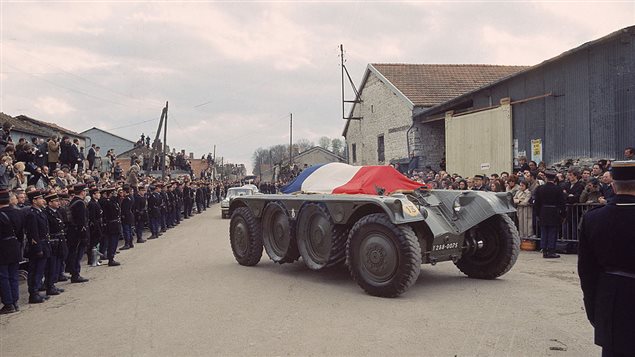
left=610, top=160, right=635, bottom=181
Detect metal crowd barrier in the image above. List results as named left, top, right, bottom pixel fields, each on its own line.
left=516, top=203, right=602, bottom=243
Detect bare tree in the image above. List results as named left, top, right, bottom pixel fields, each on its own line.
left=295, top=139, right=314, bottom=153
left=331, top=138, right=343, bottom=156
left=318, top=136, right=331, bottom=150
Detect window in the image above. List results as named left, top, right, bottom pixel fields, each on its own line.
left=377, top=135, right=385, bottom=162
left=351, top=143, right=357, bottom=163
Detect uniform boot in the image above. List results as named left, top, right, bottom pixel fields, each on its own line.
left=0, top=304, right=16, bottom=314
left=29, top=294, right=45, bottom=304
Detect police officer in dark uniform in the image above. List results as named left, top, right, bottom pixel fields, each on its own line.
left=0, top=189, right=25, bottom=314
left=195, top=182, right=204, bottom=213
left=147, top=184, right=162, bottom=239
left=160, top=183, right=168, bottom=232
left=42, top=192, right=66, bottom=295
left=533, top=171, right=566, bottom=258
left=166, top=184, right=176, bottom=228
left=183, top=181, right=193, bottom=218
left=133, top=185, right=148, bottom=243
left=25, top=190, right=52, bottom=303
left=579, top=161, right=635, bottom=357
left=120, top=186, right=135, bottom=250
left=67, top=184, right=89, bottom=283
left=174, top=182, right=183, bottom=225
left=56, top=193, right=72, bottom=281
left=99, top=187, right=121, bottom=266
left=87, top=187, right=103, bottom=266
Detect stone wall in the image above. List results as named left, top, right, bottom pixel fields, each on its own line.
left=413, top=120, right=445, bottom=171
left=345, top=72, right=413, bottom=166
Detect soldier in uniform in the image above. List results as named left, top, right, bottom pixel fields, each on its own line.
left=87, top=187, right=103, bottom=266
left=99, top=187, right=121, bottom=266
left=56, top=193, right=72, bottom=281
left=67, top=184, right=90, bottom=283
left=183, top=181, right=193, bottom=218
left=195, top=182, right=204, bottom=214
left=533, top=171, right=566, bottom=258
left=120, top=186, right=135, bottom=250
left=147, top=185, right=162, bottom=239
left=174, top=182, right=183, bottom=225
left=0, top=189, right=25, bottom=314
left=579, top=161, right=635, bottom=357
left=43, top=193, right=66, bottom=295
left=166, top=183, right=176, bottom=228
left=159, top=183, right=168, bottom=232
left=24, top=190, right=52, bottom=303
left=133, top=185, right=148, bottom=243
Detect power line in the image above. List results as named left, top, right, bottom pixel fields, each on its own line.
left=106, top=118, right=157, bottom=131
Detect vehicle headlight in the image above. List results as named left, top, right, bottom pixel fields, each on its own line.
left=452, top=199, right=462, bottom=213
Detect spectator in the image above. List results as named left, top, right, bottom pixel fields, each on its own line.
left=564, top=168, right=585, bottom=204
left=78, top=146, right=85, bottom=173
left=506, top=175, right=520, bottom=196
left=581, top=168, right=592, bottom=183
left=59, top=136, right=73, bottom=168
left=580, top=178, right=602, bottom=203
left=8, top=162, right=27, bottom=190
left=513, top=181, right=533, bottom=238
left=0, top=156, right=13, bottom=190
left=54, top=169, right=68, bottom=188
left=0, top=122, right=13, bottom=154
left=47, top=136, right=60, bottom=172
left=113, top=162, right=123, bottom=181
left=598, top=171, right=614, bottom=204
left=625, top=147, right=634, bottom=160
left=518, top=156, right=530, bottom=172
left=528, top=160, right=538, bottom=172
left=87, top=144, right=96, bottom=171
left=489, top=180, right=503, bottom=192
left=591, top=164, right=603, bottom=178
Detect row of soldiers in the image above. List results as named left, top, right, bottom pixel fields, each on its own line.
left=0, top=178, right=215, bottom=314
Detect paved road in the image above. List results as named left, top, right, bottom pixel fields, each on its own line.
left=1, top=206, right=599, bottom=356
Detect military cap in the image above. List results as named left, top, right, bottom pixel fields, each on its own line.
left=89, top=186, right=100, bottom=195
left=544, top=170, right=557, bottom=180
left=58, top=193, right=70, bottom=199
left=73, top=183, right=88, bottom=194
left=610, top=160, right=635, bottom=181
left=0, top=190, right=10, bottom=205
left=27, top=190, right=45, bottom=201
left=155, top=182, right=164, bottom=188
left=100, top=186, right=116, bottom=194
left=148, top=185, right=156, bottom=191
left=44, top=192, right=59, bottom=202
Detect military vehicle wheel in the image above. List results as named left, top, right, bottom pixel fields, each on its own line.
left=455, top=214, right=519, bottom=279
left=347, top=213, right=421, bottom=297
left=229, top=207, right=263, bottom=266
left=262, top=202, right=300, bottom=264
left=296, top=203, right=345, bottom=270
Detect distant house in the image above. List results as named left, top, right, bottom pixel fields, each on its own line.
left=0, top=112, right=50, bottom=143
left=291, top=146, right=345, bottom=168
left=343, top=64, right=528, bottom=169
left=80, top=127, right=136, bottom=157
left=16, top=115, right=87, bottom=148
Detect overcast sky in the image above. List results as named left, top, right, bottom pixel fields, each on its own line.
left=1, top=1, right=633, bottom=172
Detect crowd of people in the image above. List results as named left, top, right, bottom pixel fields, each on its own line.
left=0, top=121, right=245, bottom=315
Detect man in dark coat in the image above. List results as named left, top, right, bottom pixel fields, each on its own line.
left=43, top=193, right=66, bottom=295
left=86, top=187, right=103, bottom=266
left=166, top=184, right=176, bottom=228
left=160, top=184, right=168, bottom=232
left=195, top=182, right=204, bottom=213
left=120, top=186, right=135, bottom=249
left=133, top=185, right=148, bottom=243
left=147, top=185, right=162, bottom=239
left=174, top=182, right=183, bottom=225
left=579, top=161, right=635, bottom=357
left=24, top=190, right=52, bottom=303
left=183, top=182, right=193, bottom=218
left=0, top=189, right=25, bottom=314
left=533, top=171, right=566, bottom=258
left=67, top=184, right=90, bottom=283
left=99, top=187, right=121, bottom=266
left=87, top=144, right=96, bottom=171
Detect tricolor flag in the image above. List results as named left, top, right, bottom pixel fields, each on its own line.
left=281, top=163, right=422, bottom=195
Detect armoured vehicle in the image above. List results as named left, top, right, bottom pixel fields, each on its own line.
left=227, top=166, right=520, bottom=297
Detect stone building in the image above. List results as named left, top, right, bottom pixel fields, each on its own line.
left=80, top=127, right=135, bottom=157
left=342, top=64, right=527, bottom=169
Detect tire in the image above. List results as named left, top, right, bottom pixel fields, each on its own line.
left=262, top=202, right=300, bottom=264
left=296, top=203, right=346, bottom=270
left=346, top=213, right=421, bottom=297
left=229, top=207, right=263, bottom=266
left=455, top=214, right=520, bottom=279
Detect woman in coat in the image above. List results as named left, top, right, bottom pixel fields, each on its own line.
left=47, top=136, right=60, bottom=172
left=514, top=181, right=533, bottom=238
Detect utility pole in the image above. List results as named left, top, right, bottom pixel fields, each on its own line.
left=340, top=44, right=345, bottom=122
left=212, top=144, right=216, bottom=182
left=161, top=101, right=169, bottom=179
left=289, top=113, right=293, bottom=166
